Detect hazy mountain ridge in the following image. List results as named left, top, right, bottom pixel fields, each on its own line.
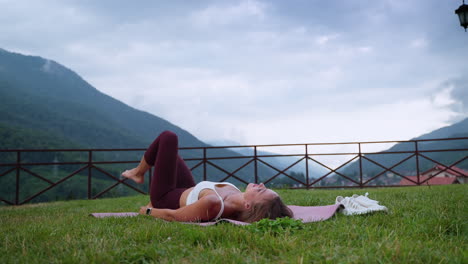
left=339, top=118, right=468, bottom=185
left=415, top=119, right=468, bottom=140
left=208, top=139, right=328, bottom=176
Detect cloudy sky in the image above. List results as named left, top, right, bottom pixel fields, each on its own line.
left=2, top=0, right=467, bottom=148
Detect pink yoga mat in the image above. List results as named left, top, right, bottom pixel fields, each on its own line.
left=90, top=204, right=342, bottom=225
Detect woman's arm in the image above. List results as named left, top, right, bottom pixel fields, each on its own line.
left=139, top=195, right=222, bottom=222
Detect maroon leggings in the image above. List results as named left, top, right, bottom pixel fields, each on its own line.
left=144, top=131, right=195, bottom=209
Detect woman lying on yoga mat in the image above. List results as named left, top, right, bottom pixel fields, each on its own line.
left=122, top=130, right=292, bottom=223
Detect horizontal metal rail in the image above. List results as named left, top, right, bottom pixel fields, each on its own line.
left=1, top=136, right=466, bottom=152
left=0, top=137, right=467, bottom=205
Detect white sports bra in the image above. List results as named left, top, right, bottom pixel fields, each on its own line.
left=186, top=181, right=240, bottom=220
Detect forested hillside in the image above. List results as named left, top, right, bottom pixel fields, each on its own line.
left=0, top=49, right=316, bottom=204
left=0, top=48, right=204, bottom=149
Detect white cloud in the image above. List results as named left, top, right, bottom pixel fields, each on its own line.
left=432, top=87, right=456, bottom=108
left=440, top=78, right=468, bottom=122
left=357, top=46, right=373, bottom=53
left=315, top=34, right=339, bottom=45
left=61, top=12, right=462, bottom=146
left=1, top=0, right=466, bottom=150
left=190, top=0, right=268, bottom=27
left=227, top=94, right=458, bottom=145
left=410, top=38, right=428, bottom=48
left=41, top=60, right=52, bottom=73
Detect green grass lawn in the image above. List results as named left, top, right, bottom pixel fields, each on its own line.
left=1, top=185, right=467, bottom=263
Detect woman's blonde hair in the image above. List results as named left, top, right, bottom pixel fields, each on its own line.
left=239, top=196, right=293, bottom=223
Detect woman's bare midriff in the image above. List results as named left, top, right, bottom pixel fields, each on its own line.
left=179, top=184, right=240, bottom=207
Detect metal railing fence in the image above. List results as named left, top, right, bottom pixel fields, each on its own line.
left=1, top=137, right=467, bottom=205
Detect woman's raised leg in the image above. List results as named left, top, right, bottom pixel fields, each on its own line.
left=123, top=131, right=196, bottom=209
left=144, top=131, right=196, bottom=209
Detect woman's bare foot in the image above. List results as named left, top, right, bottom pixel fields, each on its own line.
left=121, top=168, right=145, bottom=184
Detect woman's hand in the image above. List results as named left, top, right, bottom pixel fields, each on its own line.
left=135, top=195, right=220, bottom=222
left=139, top=206, right=148, bottom=215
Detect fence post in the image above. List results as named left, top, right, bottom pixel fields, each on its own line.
left=254, top=146, right=258, bottom=184
left=203, top=148, right=207, bottom=181
left=415, top=141, right=420, bottom=185
left=358, top=143, right=363, bottom=188
left=16, top=151, right=20, bottom=205
left=305, top=144, right=309, bottom=189
left=88, top=150, right=92, bottom=199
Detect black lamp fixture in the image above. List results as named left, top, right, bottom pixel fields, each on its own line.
left=455, top=0, right=468, bottom=31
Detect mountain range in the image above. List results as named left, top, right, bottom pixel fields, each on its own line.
left=334, top=118, right=468, bottom=185
left=0, top=48, right=320, bottom=203
left=0, top=48, right=466, bottom=201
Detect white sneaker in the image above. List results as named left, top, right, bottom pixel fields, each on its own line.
left=352, top=193, right=380, bottom=208
left=336, top=197, right=367, bottom=215
left=336, top=194, right=388, bottom=215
